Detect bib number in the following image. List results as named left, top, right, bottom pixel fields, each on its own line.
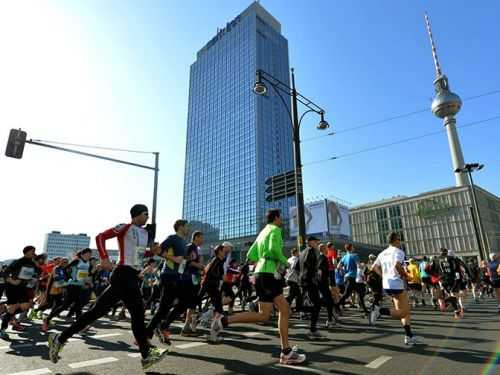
left=18, top=266, right=35, bottom=280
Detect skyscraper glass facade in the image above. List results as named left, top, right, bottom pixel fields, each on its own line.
left=183, top=2, right=294, bottom=243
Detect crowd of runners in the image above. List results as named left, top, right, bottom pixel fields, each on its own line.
left=0, top=204, right=499, bottom=371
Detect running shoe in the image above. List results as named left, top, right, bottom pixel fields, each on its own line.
left=404, top=336, right=423, bottom=346
left=210, top=316, right=224, bottom=335
left=181, top=326, right=198, bottom=337
left=42, top=319, right=50, bottom=333
left=154, top=328, right=171, bottom=345
left=207, top=330, right=223, bottom=344
left=280, top=346, right=306, bottom=365
left=141, top=346, right=169, bottom=370
left=48, top=333, right=65, bottom=363
left=0, top=330, right=10, bottom=340
left=325, top=320, right=335, bottom=329
left=190, top=313, right=199, bottom=333
left=27, top=309, right=38, bottom=321
left=307, top=330, right=323, bottom=340
left=12, top=322, right=25, bottom=331
left=368, top=305, right=381, bottom=326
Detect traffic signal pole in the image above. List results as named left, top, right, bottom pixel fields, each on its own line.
left=5, top=131, right=159, bottom=240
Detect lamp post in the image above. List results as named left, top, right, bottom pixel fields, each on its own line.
left=455, top=163, right=488, bottom=260
left=253, top=68, right=330, bottom=249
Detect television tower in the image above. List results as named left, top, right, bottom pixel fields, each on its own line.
left=425, top=13, right=468, bottom=187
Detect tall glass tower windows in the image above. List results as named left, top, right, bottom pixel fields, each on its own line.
left=182, top=3, right=294, bottom=243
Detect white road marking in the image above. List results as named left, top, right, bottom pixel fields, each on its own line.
left=0, top=345, right=11, bottom=349
left=6, top=368, right=52, bottom=375
left=365, top=355, right=392, bottom=369
left=241, top=332, right=262, bottom=337
left=276, top=364, right=328, bottom=374
left=68, top=357, right=119, bottom=369
left=176, top=342, right=207, bottom=349
left=128, top=353, right=141, bottom=358
left=92, top=333, right=122, bottom=339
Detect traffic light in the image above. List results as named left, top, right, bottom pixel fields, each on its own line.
left=5, top=129, right=27, bottom=159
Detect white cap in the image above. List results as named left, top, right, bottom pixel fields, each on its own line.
left=222, top=241, right=234, bottom=248
left=448, top=249, right=455, bottom=257
left=490, top=253, right=497, bottom=261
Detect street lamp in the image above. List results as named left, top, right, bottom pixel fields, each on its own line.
left=455, top=163, right=488, bottom=260
left=253, top=68, right=330, bottom=249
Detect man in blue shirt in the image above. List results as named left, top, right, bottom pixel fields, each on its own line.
left=337, top=243, right=360, bottom=308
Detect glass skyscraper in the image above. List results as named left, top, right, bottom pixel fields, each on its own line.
left=183, top=2, right=294, bottom=244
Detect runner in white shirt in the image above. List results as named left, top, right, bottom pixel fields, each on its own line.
left=369, top=232, right=423, bottom=346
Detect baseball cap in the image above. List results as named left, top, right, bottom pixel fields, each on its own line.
left=222, top=241, right=234, bottom=248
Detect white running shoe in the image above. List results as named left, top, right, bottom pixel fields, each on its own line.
left=405, top=336, right=423, bottom=346
left=199, top=308, right=214, bottom=327
left=307, top=330, right=323, bottom=340
left=369, top=305, right=381, bottom=326
left=280, top=346, right=306, bottom=365
left=325, top=320, right=335, bottom=329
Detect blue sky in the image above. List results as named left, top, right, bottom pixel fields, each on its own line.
left=0, top=0, right=499, bottom=260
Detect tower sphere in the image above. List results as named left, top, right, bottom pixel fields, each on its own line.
left=431, top=89, right=462, bottom=119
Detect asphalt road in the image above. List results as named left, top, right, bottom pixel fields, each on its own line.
left=0, top=297, right=498, bottom=375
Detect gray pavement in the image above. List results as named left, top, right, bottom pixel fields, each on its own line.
left=0, top=297, right=498, bottom=375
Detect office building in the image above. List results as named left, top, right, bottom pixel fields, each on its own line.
left=44, top=231, right=90, bottom=260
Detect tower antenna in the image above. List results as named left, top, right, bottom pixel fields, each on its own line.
left=424, top=12, right=442, bottom=77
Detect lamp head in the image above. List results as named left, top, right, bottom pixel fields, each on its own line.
left=317, top=111, right=330, bottom=130
left=253, top=71, right=267, bottom=95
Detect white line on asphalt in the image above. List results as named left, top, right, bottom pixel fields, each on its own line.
left=6, top=368, right=52, bottom=375
left=365, top=355, right=392, bottom=369
left=241, top=332, right=262, bottom=337
left=68, top=357, right=119, bottom=369
left=128, top=353, right=141, bottom=358
left=0, top=345, right=10, bottom=349
left=276, top=364, right=328, bottom=374
left=176, top=342, right=207, bottom=349
left=92, top=333, right=122, bottom=339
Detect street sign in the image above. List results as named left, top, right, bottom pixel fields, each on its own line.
left=5, top=129, right=27, bottom=159
left=265, top=169, right=302, bottom=202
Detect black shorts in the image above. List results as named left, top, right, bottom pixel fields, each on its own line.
left=254, top=273, right=283, bottom=303
left=6, top=284, right=29, bottom=305
left=384, top=289, right=405, bottom=297
left=440, top=280, right=460, bottom=294
left=408, top=283, right=422, bottom=291
left=421, top=277, right=431, bottom=285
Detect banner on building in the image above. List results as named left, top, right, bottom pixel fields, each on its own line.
left=289, top=199, right=351, bottom=237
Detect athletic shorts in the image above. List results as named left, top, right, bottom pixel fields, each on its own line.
left=421, top=277, right=431, bottom=285
left=408, top=283, right=422, bottom=291
left=384, top=289, right=404, bottom=297
left=6, top=284, right=29, bottom=305
left=254, top=273, right=283, bottom=303
left=440, top=280, right=460, bottom=294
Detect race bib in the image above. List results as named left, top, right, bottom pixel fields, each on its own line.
left=132, top=246, right=146, bottom=268
left=76, top=270, right=89, bottom=282
left=18, top=266, right=35, bottom=280
left=0, top=277, right=5, bottom=284
left=26, top=279, right=37, bottom=288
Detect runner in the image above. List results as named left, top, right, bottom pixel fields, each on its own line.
left=47, top=204, right=167, bottom=370
left=182, top=231, right=205, bottom=336
left=407, top=258, right=424, bottom=307
left=337, top=243, right=360, bottom=309
left=419, top=256, right=432, bottom=304
left=285, top=248, right=302, bottom=313
left=300, top=236, right=323, bottom=339
left=34, top=258, right=68, bottom=322
left=318, top=243, right=336, bottom=328
left=0, top=246, right=38, bottom=339
left=369, top=232, right=423, bottom=346
left=145, top=219, right=191, bottom=344
left=209, top=209, right=306, bottom=364
left=486, top=253, right=499, bottom=313
left=43, top=248, right=92, bottom=330
left=433, top=248, right=462, bottom=318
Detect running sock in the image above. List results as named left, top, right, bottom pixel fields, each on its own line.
left=379, top=307, right=391, bottom=316
left=404, top=325, right=413, bottom=338
left=282, top=347, right=292, bottom=355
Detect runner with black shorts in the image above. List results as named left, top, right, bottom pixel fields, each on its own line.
left=47, top=204, right=168, bottom=370
left=0, top=246, right=38, bottom=339
left=209, top=209, right=306, bottom=365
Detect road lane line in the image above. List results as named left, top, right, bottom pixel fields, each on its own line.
left=128, top=353, right=141, bottom=358
left=7, top=369, right=52, bottom=375
left=68, top=357, right=119, bottom=369
left=242, top=332, right=262, bottom=337
left=91, top=333, right=122, bottom=339
left=176, top=342, right=207, bottom=349
left=276, top=364, right=328, bottom=374
left=365, top=355, right=392, bottom=369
